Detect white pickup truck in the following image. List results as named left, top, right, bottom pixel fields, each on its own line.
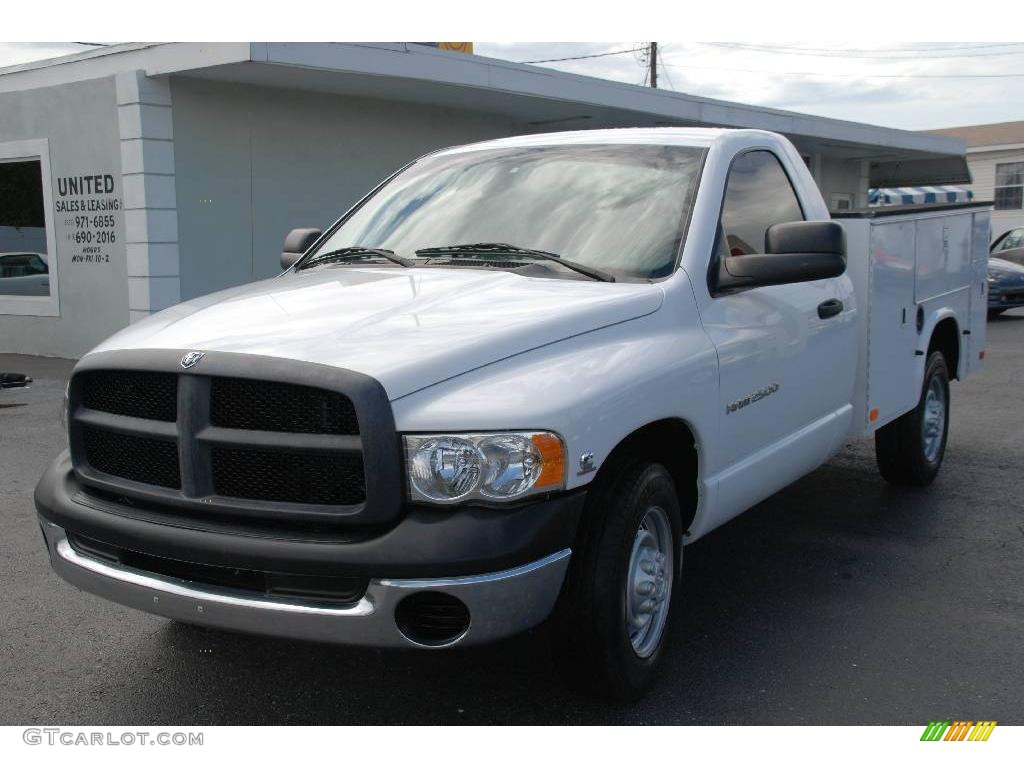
left=36, top=128, right=991, bottom=699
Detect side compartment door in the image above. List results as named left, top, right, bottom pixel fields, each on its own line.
left=699, top=150, right=858, bottom=520
left=965, top=209, right=991, bottom=375
left=865, top=219, right=919, bottom=428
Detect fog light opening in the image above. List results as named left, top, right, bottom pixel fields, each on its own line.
left=395, top=591, right=471, bottom=647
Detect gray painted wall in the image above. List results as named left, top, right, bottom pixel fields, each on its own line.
left=818, top=154, right=866, bottom=210
left=0, top=77, right=128, bottom=358
left=170, top=78, right=515, bottom=300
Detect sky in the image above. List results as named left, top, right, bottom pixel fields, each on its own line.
left=2, top=41, right=1022, bottom=131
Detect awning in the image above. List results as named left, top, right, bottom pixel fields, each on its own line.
left=869, top=185, right=974, bottom=206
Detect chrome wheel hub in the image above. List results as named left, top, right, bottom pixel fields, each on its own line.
left=625, top=505, right=673, bottom=658
left=922, top=376, right=946, bottom=463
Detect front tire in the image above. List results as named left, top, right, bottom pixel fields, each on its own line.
left=551, top=462, right=682, bottom=700
left=875, top=350, right=950, bottom=486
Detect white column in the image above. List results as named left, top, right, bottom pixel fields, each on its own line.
left=116, top=70, right=181, bottom=324
left=857, top=159, right=871, bottom=210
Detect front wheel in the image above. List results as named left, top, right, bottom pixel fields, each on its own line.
left=550, top=462, right=682, bottom=700
left=875, top=350, right=950, bottom=486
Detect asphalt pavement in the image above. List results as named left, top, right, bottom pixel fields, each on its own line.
left=2, top=311, right=1023, bottom=725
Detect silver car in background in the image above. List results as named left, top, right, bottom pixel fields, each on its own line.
left=0, top=252, right=49, bottom=296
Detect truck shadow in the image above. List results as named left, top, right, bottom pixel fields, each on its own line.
left=118, top=442, right=950, bottom=725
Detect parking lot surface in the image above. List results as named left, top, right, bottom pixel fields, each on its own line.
left=2, top=312, right=1023, bottom=725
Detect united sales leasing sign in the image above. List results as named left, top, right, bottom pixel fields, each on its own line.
left=54, top=173, right=122, bottom=266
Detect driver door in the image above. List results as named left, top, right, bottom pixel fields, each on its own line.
left=699, top=150, right=857, bottom=520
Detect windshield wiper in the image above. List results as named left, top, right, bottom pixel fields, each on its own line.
left=299, top=246, right=414, bottom=270
left=414, top=243, right=615, bottom=282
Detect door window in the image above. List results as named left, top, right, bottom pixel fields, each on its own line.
left=717, top=150, right=804, bottom=258
left=997, top=228, right=1024, bottom=251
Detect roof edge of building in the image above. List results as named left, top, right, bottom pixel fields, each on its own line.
left=0, top=41, right=967, bottom=159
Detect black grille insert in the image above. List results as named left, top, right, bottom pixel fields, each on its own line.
left=80, top=370, right=177, bottom=422
left=211, top=446, right=365, bottom=506
left=83, top=426, right=181, bottom=489
left=67, top=533, right=368, bottom=605
left=210, top=377, right=358, bottom=435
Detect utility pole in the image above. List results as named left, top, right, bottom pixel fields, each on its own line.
left=649, top=42, right=657, bottom=88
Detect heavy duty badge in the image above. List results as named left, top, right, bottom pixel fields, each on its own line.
left=726, top=383, right=780, bottom=414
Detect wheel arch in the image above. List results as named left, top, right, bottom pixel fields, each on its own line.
left=926, top=313, right=961, bottom=380
left=592, top=418, right=701, bottom=535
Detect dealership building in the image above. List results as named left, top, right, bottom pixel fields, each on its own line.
left=0, top=42, right=972, bottom=358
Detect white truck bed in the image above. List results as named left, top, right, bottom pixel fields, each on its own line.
left=839, top=202, right=992, bottom=437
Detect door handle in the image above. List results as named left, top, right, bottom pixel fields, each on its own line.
left=817, top=298, right=843, bottom=319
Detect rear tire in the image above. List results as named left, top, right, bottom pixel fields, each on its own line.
left=875, top=350, right=950, bottom=487
left=988, top=309, right=1005, bottom=319
left=550, top=462, right=682, bottom=700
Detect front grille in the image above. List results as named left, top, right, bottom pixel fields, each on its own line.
left=67, top=533, right=368, bottom=605
left=211, top=446, right=365, bottom=505
left=68, top=360, right=398, bottom=527
left=83, top=426, right=181, bottom=489
left=210, top=377, right=358, bottom=435
left=80, top=370, right=177, bottom=421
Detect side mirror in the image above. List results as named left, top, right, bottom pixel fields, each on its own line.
left=281, top=228, right=323, bottom=271
left=716, top=221, right=846, bottom=292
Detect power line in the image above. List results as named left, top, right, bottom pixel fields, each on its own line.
left=518, top=46, right=647, bottom=64
left=659, top=60, right=1024, bottom=79
left=657, top=48, right=675, bottom=90
left=698, top=42, right=1024, bottom=56
left=700, top=42, right=1024, bottom=60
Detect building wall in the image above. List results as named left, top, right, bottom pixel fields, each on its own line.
left=0, top=78, right=128, bottom=357
left=816, top=154, right=867, bottom=212
left=961, top=148, right=1024, bottom=239
left=169, top=78, right=515, bottom=300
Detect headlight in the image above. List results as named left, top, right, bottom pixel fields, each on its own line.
left=405, top=432, right=565, bottom=504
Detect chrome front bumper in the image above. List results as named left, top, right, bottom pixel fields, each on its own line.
left=41, top=522, right=570, bottom=648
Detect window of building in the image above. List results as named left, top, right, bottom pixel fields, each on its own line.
left=0, top=139, right=58, bottom=316
left=994, top=162, right=1024, bottom=211
left=830, top=193, right=854, bottom=212
left=717, top=150, right=805, bottom=257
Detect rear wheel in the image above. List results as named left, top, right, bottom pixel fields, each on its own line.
left=551, top=462, right=682, bottom=700
left=988, top=309, right=1005, bottom=319
left=875, top=350, right=950, bottom=486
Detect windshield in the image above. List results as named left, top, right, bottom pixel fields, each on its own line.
left=307, top=144, right=705, bottom=280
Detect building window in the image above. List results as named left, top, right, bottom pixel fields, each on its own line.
left=830, top=193, right=854, bottom=212
left=995, top=162, right=1024, bottom=211
left=0, top=139, right=58, bottom=316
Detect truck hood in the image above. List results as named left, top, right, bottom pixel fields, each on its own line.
left=94, top=267, right=664, bottom=399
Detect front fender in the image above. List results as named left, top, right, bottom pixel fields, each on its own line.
left=390, top=298, right=719, bottom=496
